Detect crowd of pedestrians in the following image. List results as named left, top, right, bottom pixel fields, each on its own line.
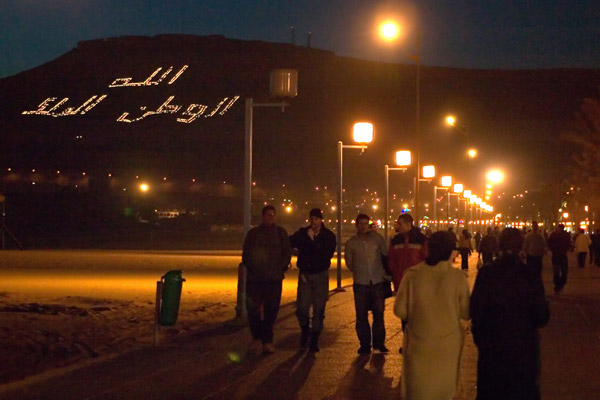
left=241, top=205, right=600, bottom=399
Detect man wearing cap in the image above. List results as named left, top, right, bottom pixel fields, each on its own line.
left=290, top=208, right=337, bottom=352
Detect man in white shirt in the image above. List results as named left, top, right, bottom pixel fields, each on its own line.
left=345, top=214, right=389, bottom=354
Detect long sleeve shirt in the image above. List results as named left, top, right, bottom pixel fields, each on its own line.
left=242, top=223, right=292, bottom=282
left=344, top=231, right=388, bottom=285
left=523, top=231, right=546, bottom=256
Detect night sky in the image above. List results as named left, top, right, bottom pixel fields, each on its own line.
left=1, top=0, right=599, bottom=79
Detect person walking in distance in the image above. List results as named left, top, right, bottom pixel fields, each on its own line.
left=547, top=224, right=571, bottom=294
left=471, top=228, right=549, bottom=399
left=345, top=214, right=389, bottom=354
left=522, top=221, right=546, bottom=290
left=290, top=208, right=336, bottom=352
left=242, top=205, right=292, bottom=354
left=574, top=228, right=591, bottom=268
left=457, top=229, right=473, bottom=271
left=478, top=227, right=498, bottom=267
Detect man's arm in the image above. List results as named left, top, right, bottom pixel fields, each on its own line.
left=242, top=229, right=253, bottom=269
left=344, top=239, right=354, bottom=271
left=280, top=228, right=292, bottom=271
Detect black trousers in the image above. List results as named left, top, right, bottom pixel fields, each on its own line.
left=526, top=255, right=545, bottom=294
left=459, top=248, right=470, bottom=270
left=482, top=252, right=494, bottom=266
left=353, top=283, right=385, bottom=349
left=552, top=255, right=568, bottom=291
left=577, top=252, right=587, bottom=268
left=246, top=280, right=282, bottom=344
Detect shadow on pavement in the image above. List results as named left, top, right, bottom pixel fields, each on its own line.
left=324, top=353, right=399, bottom=399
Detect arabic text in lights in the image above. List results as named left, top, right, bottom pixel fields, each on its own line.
left=109, top=65, right=188, bottom=88
left=22, top=95, right=107, bottom=117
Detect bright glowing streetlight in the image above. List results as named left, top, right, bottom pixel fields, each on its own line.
left=395, top=150, right=412, bottom=167
left=487, top=170, right=504, bottom=183
left=353, top=122, right=374, bottom=143
left=378, top=18, right=422, bottom=225
left=467, top=148, right=477, bottom=158
left=422, top=165, right=435, bottom=179
left=380, top=21, right=400, bottom=41
left=139, top=183, right=150, bottom=192
left=446, top=115, right=456, bottom=127
left=337, top=123, right=373, bottom=290
left=441, top=175, right=452, bottom=188
left=435, top=175, right=453, bottom=231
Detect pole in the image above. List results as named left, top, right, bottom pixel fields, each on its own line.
left=336, top=141, right=343, bottom=291
left=154, top=280, right=163, bottom=346
left=414, top=28, right=422, bottom=227
left=1, top=200, right=5, bottom=250
left=433, top=187, right=437, bottom=232
left=465, top=199, right=469, bottom=233
left=244, top=98, right=253, bottom=237
left=447, top=191, right=450, bottom=227
left=385, top=165, right=389, bottom=243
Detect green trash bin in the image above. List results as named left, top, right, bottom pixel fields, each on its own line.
left=159, top=270, right=186, bottom=326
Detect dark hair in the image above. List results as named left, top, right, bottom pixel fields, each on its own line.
left=499, top=228, right=524, bottom=254
left=398, top=213, right=414, bottom=225
left=262, top=205, right=276, bottom=216
left=558, top=224, right=565, bottom=231
left=462, top=229, right=471, bottom=239
left=532, top=221, right=539, bottom=229
left=425, top=231, right=455, bottom=265
left=355, top=213, right=370, bottom=225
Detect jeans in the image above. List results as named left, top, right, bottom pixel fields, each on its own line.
left=526, top=255, right=545, bottom=294
left=296, top=270, right=329, bottom=333
left=246, top=280, right=282, bottom=344
left=353, top=283, right=386, bottom=349
left=552, top=255, right=568, bottom=291
left=577, top=252, right=587, bottom=268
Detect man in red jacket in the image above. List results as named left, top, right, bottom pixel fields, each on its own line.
left=388, top=213, right=428, bottom=292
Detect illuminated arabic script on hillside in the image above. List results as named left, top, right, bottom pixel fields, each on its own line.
left=22, top=65, right=240, bottom=124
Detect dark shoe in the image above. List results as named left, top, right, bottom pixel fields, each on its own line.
left=398, top=346, right=403, bottom=354
left=309, top=332, right=320, bottom=353
left=374, top=345, right=389, bottom=353
left=262, top=343, right=275, bottom=354
left=299, top=326, right=311, bottom=348
left=358, top=346, right=371, bottom=354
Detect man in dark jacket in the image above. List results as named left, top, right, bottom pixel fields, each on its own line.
left=547, top=224, right=571, bottom=294
left=388, top=213, right=427, bottom=291
left=242, top=205, right=292, bottom=354
left=478, top=227, right=499, bottom=266
left=290, top=208, right=336, bottom=352
left=471, top=228, right=550, bottom=400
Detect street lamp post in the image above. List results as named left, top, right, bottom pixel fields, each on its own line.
left=380, top=22, right=421, bottom=226
left=463, top=190, right=472, bottom=232
left=434, top=175, right=453, bottom=232
left=336, top=123, right=373, bottom=291
left=384, top=150, right=412, bottom=243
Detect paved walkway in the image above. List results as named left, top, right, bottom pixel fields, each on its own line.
left=3, top=253, right=600, bottom=399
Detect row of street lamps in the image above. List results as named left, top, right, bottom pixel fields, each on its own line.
left=334, top=121, right=502, bottom=290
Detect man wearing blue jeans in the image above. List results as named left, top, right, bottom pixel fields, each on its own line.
left=290, top=208, right=336, bottom=352
left=345, top=214, right=389, bottom=354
